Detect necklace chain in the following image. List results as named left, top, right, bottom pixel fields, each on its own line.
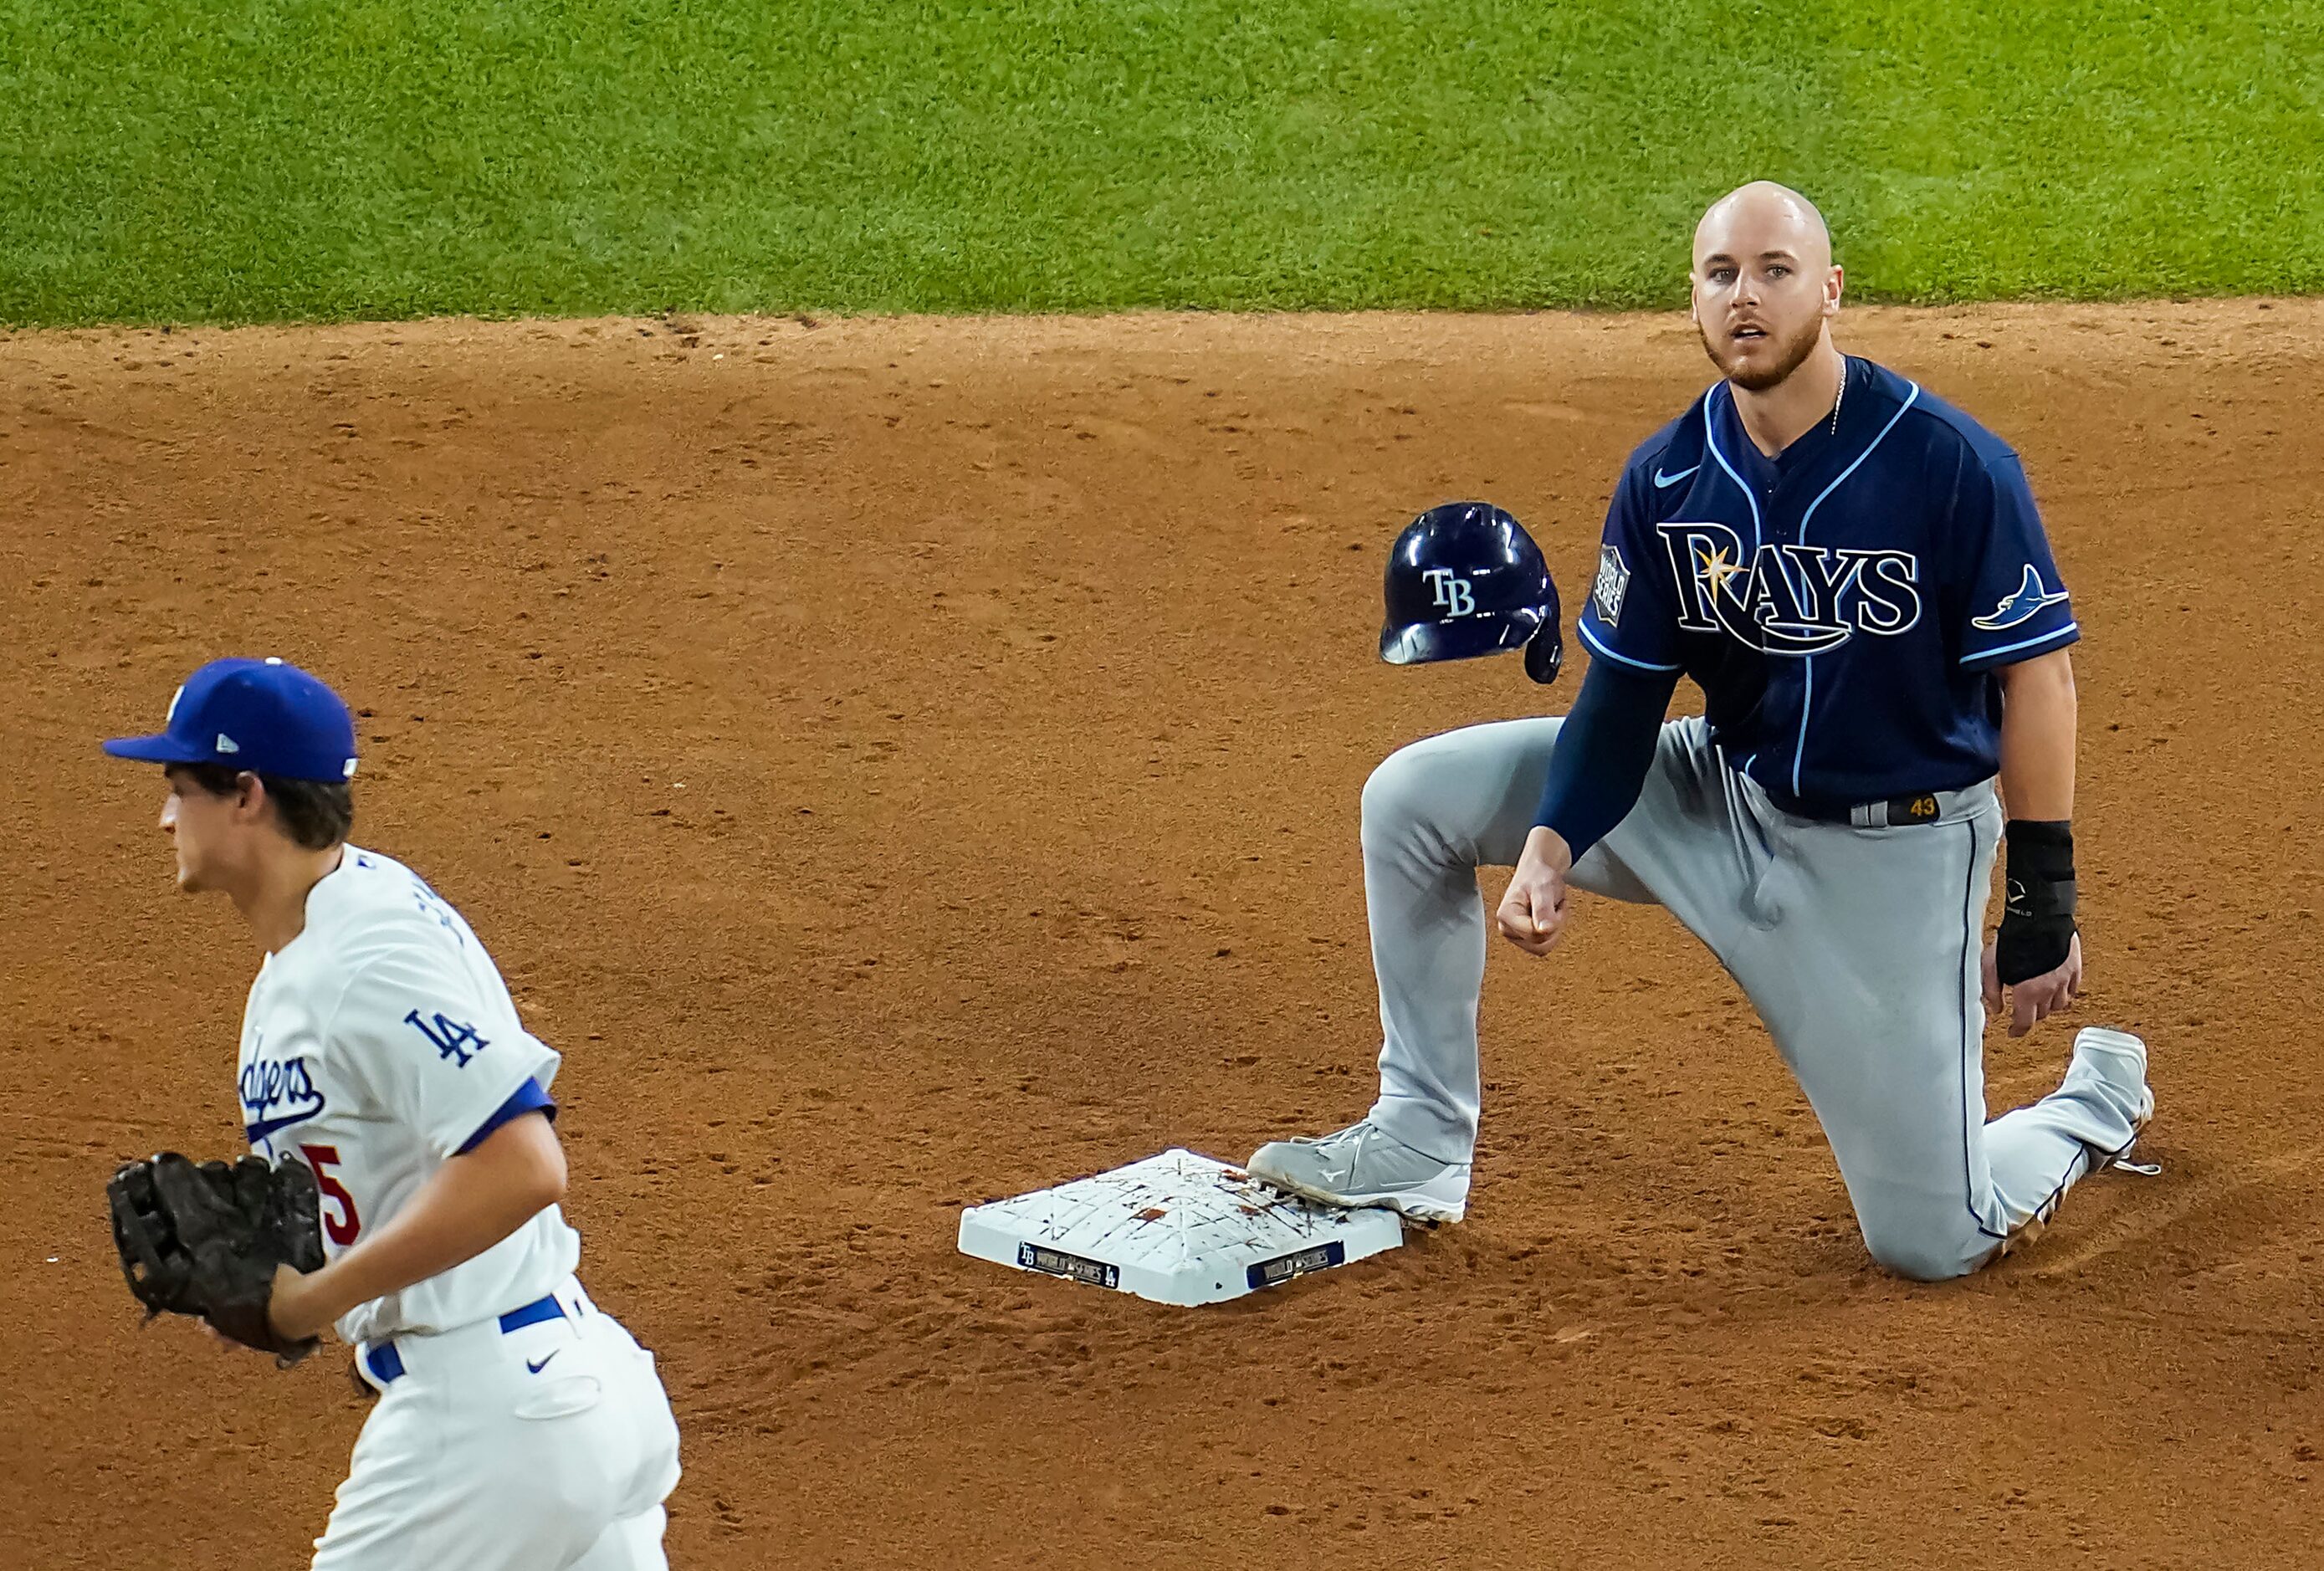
left=1829, top=356, right=1849, bottom=436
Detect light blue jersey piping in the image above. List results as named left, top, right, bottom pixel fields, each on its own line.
left=1789, top=378, right=1922, bottom=799
left=1961, top=620, right=2079, bottom=667
left=1577, top=618, right=1682, bottom=673
left=1700, top=388, right=1763, bottom=564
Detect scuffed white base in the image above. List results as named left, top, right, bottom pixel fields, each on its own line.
left=957, top=1148, right=1404, bottom=1306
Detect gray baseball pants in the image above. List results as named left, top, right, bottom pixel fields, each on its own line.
left=1359, top=714, right=2142, bottom=1280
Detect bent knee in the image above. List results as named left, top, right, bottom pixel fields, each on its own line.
left=1858, top=1219, right=1993, bottom=1282
left=1360, top=743, right=1449, bottom=840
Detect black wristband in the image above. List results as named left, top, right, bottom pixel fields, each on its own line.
left=1996, top=819, right=2076, bottom=984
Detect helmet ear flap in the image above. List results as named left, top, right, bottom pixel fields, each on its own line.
left=1523, top=622, right=1564, bottom=686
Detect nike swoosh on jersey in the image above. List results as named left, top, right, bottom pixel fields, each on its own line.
left=525, top=1351, right=560, bottom=1374
left=1652, top=463, right=1701, bottom=489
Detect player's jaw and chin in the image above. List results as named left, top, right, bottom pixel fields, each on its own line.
left=159, top=768, right=233, bottom=894
left=157, top=765, right=281, bottom=898
left=1700, top=305, right=1826, bottom=392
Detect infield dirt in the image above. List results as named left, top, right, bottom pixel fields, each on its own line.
left=5, top=300, right=2321, bottom=1568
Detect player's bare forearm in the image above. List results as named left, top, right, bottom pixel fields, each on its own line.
left=270, top=1111, right=567, bottom=1339
left=1995, top=648, right=2076, bottom=821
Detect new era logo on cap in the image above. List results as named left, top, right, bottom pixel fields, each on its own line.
left=101, top=658, right=360, bottom=784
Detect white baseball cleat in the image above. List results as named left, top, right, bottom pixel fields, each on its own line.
left=2067, top=1026, right=2155, bottom=1169
left=1246, top=1121, right=1471, bottom=1223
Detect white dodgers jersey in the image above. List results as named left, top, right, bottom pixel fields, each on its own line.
left=236, top=846, right=581, bottom=1345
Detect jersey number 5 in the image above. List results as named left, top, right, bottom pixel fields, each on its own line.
left=299, top=1144, right=362, bottom=1246
left=405, top=1009, right=489, bottom=1067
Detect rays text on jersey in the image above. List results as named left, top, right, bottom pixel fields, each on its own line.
left=1656, top=519, right=1921, bottom=655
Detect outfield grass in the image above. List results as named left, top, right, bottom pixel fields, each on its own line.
left=3, top=1, right=2320, bottom=325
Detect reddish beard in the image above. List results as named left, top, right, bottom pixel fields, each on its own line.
left=1699, top=311, right=1824, bottom=392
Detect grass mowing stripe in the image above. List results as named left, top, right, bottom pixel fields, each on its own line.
left=2, top=0, right=2319, bottom=325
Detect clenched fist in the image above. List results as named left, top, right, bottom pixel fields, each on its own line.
left=1496, top=826, right=1577, bottom=957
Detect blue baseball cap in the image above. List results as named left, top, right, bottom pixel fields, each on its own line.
left=103, top=658, right=359, bottom=783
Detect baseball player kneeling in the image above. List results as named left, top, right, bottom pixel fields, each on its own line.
left=1248, top=182, right=2153, bottom=1280
left=103, top=658, right=681, bottom=1568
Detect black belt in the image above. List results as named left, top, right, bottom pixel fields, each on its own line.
left=1840, top=791, right=1947, bottom=829
left=360, top=1292, right=566, bottom=1386
left=1766, top=787, right=1958, bottom=828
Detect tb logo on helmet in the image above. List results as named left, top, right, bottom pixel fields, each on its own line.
left=1380, top=502, right=1564, bottom=686
left=1421, top=568, right=1477, bottom=617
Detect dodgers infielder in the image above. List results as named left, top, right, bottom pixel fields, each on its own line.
left=1249, top=183, right=2154, bottom=1279
left=105, top=658, right=680, bottom=1568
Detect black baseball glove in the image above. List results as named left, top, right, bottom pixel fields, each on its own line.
left=107, top=1152, right=328, bottom=1367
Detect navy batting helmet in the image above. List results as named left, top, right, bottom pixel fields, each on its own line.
left=1380, top=502, right=1564, bottom=684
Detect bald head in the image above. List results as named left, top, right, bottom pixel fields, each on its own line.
left=1689, top=182, right=1844, bottom=393
left=1693, top=182, right=1832, bottom=274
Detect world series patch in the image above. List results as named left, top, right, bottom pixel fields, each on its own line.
left=1592, top=545, right=1631, bottom=627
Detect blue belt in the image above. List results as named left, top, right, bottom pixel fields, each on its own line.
left=361, top=1292, right=566, bottom=1386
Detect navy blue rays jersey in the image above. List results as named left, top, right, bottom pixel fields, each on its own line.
left=1578, top=356, right=2078, bottom=811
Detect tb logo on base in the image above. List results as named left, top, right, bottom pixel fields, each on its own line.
left=1421, top=569, right=1477, bottom=617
